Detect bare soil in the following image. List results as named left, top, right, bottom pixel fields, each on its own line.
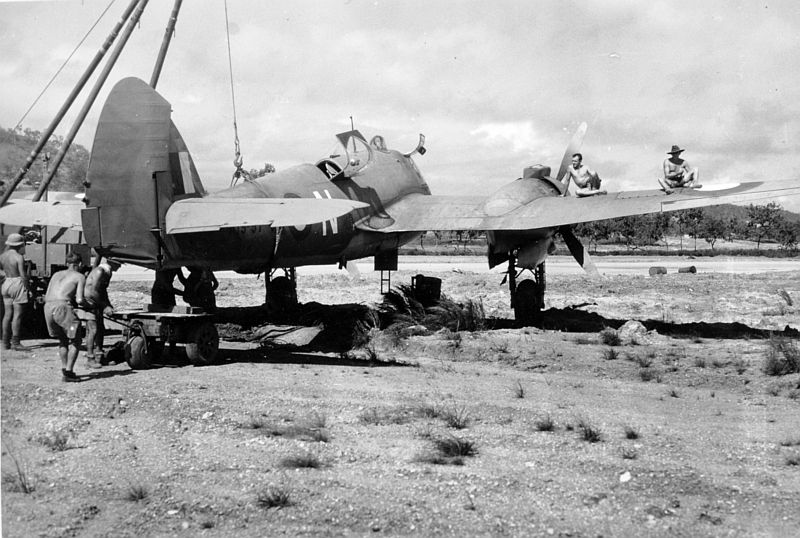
left=2, top=263, right=800, bottom=537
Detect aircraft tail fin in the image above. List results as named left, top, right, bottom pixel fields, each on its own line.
left=81, top=77, right=205, bottom=267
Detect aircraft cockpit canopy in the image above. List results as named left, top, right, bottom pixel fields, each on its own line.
left=317, top=129, right=375, bottom=180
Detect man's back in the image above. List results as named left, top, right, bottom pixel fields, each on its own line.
left=84, top=266, right=111, bottom=306
left=0, top=250, right=24, bottom=278
left=45, top=269, right=85, bottom=304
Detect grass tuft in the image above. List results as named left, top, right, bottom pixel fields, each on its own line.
left=785, top=454, right=800, bottom=466
left=279, top=452, right=321, bottom=469
left=32, top=429, right=71, bottom=452
left=778, top=289, right=793, bottom=306
left=441, top=405, right=471, bottom=430
left=513, top=380, right=525, bottom=399
left=621, top=447, right=638, bottom=460
left=1, top=440, right=35, bottom=494
left=256, top=485, right=293, bottom=509
left=125, top=484, right=149, bottom=502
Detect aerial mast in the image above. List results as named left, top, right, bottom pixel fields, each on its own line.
left=32, top=0, right=151, bottom=202
left=149, top=0, right=183, bottom=89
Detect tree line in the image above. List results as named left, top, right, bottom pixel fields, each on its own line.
left=572, top=202, right=799, bottom=253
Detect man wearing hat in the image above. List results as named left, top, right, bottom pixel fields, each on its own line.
left=0, top=233, right=30, bottom=351
left=79, top=257, right=121, bottom=368
left=659, top=145, right=700, bottom=193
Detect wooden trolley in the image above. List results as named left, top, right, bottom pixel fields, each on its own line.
left=111, top=306, right=219, bottom=369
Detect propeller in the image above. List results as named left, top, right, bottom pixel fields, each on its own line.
left=559, top=225, right=600, bottom=278
left=555, top=121, right=587, bottom=186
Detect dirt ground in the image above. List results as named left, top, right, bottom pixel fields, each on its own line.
left=2, top=261, right=800, bottom=537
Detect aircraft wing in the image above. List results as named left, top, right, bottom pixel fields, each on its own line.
left=0, top=200, right=84, bottom=230
left=360, top=180, right=800, bottom=232
left=165, top=197, right=370, bottom=234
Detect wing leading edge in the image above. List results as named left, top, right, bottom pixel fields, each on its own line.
left=361, top=180, right=800, bottom=233
left=165, top=197, right=369, bottom=234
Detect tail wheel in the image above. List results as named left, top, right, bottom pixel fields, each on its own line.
left=513, top=279, right=545, bottom=326
left=125, top=335, right=152, bottom=370
left=185, top=321, right=219, bottom=366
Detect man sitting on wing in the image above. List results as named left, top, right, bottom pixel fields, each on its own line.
left=659, top=144, right=701, bottom=193
left=564, top=153, right=607, bottom=197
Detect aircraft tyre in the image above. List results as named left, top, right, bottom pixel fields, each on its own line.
left=185, top=321, right=219, bottom=366
left=266, top=276, right=299, bottom=318
left=125, top=335, right=152, bottom=370
left=513, top=279, right=544, bottom=327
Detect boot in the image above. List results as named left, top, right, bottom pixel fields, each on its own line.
left=85, top=354, right=103, bottom=369
left=10, top=337, right=29, bottom=351
left=1, top=340, right=9, bottom=351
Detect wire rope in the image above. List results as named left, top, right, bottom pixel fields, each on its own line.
left=12, top=0, right=117, bottom=132
left=223, top=0, right=245, bottom=186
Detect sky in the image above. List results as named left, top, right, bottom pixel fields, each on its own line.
left=1, top=0, right=799, bottom=211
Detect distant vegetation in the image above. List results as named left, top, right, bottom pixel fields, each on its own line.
left=410, top=202, right=800, bottom=256
left=0, top=125, right=89, bottom=195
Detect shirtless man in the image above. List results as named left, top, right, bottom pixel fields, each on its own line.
left=0, top=233, right=30, bottom=351
left=44, top=252, right=86, bottom=382
left=564, top=153, right=607, bottom=197
left=659, top=145, right=700, bottom=193
left=79, top=258, right=121, bottom=368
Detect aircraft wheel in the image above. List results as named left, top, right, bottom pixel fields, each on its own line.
left=185, top=321, right=219, bottom=366
left=266, top=276, right=298, bottom=318
left=513, top=279, right=544, bottom=327
left=125, top=335, right=152, bottom=370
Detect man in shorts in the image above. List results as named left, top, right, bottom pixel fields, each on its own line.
left=79, top=258, right=121, bottom=368
left=1, top=233, right=30, bottom=351
left=44, top=252, right=86, bottom=382
left=564, top=153, right=607, bottom=197
left=659, top=145, right=701, bottom=193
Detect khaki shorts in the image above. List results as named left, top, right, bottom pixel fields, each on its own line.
left=1, top=277, right=28, bottom=306
left=44, top=301, right=81, bottom=341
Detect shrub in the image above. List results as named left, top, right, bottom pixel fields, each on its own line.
left=624, top=426, right=640, bottom=440
left=602, top=348, right=619, bottom=361
left=600, top=328, right=621, bottom=346
left=576, top=418, right=602, bottom=443
left=635, top=355, right=653, bottom=368
left=639, top=368, right=660, bottom=382
left=535, top=415, right=555, bottom=432
left=621, top=447, right=638, bottom=460
left=32, top=428, right=71, bottom=452
left=694, top=357, right=706, bottom=368
left=763, top=336, right=800, bottom=376
left=279, top=452, right=321, bottom=469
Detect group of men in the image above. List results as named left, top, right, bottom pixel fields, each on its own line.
left=2, top=237, right=220, bottom=381
left=562, top=144, right=700, bottom=197
left=1, top=240, right=120, bottom=382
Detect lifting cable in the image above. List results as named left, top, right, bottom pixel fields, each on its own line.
left=12, top=0, right=117, bottom=133
left=224, top=0, right=248, bottom=186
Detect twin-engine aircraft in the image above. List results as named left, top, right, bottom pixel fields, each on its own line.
left=2, top=76, right=799, bottom=323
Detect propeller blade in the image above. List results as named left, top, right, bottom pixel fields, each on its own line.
left=555, top=121, right=588, bottom=183
left=559, top=225, right=600, bottom=278
left=344, top=260, right=361, bottom=279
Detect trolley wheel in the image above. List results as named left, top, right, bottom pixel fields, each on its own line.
left=125, top=335, right=152, bottom=370
left=513, top=279, right=544, bottom=327
left=185, top=321, right=219, bottom=366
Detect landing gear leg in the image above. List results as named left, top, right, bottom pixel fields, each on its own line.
left=510, top=259, right=546, bottom=327
left=265, top=268, right=299, bottom=320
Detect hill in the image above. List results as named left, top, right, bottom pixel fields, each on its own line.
left=0, top=125, right=89, bottom=195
